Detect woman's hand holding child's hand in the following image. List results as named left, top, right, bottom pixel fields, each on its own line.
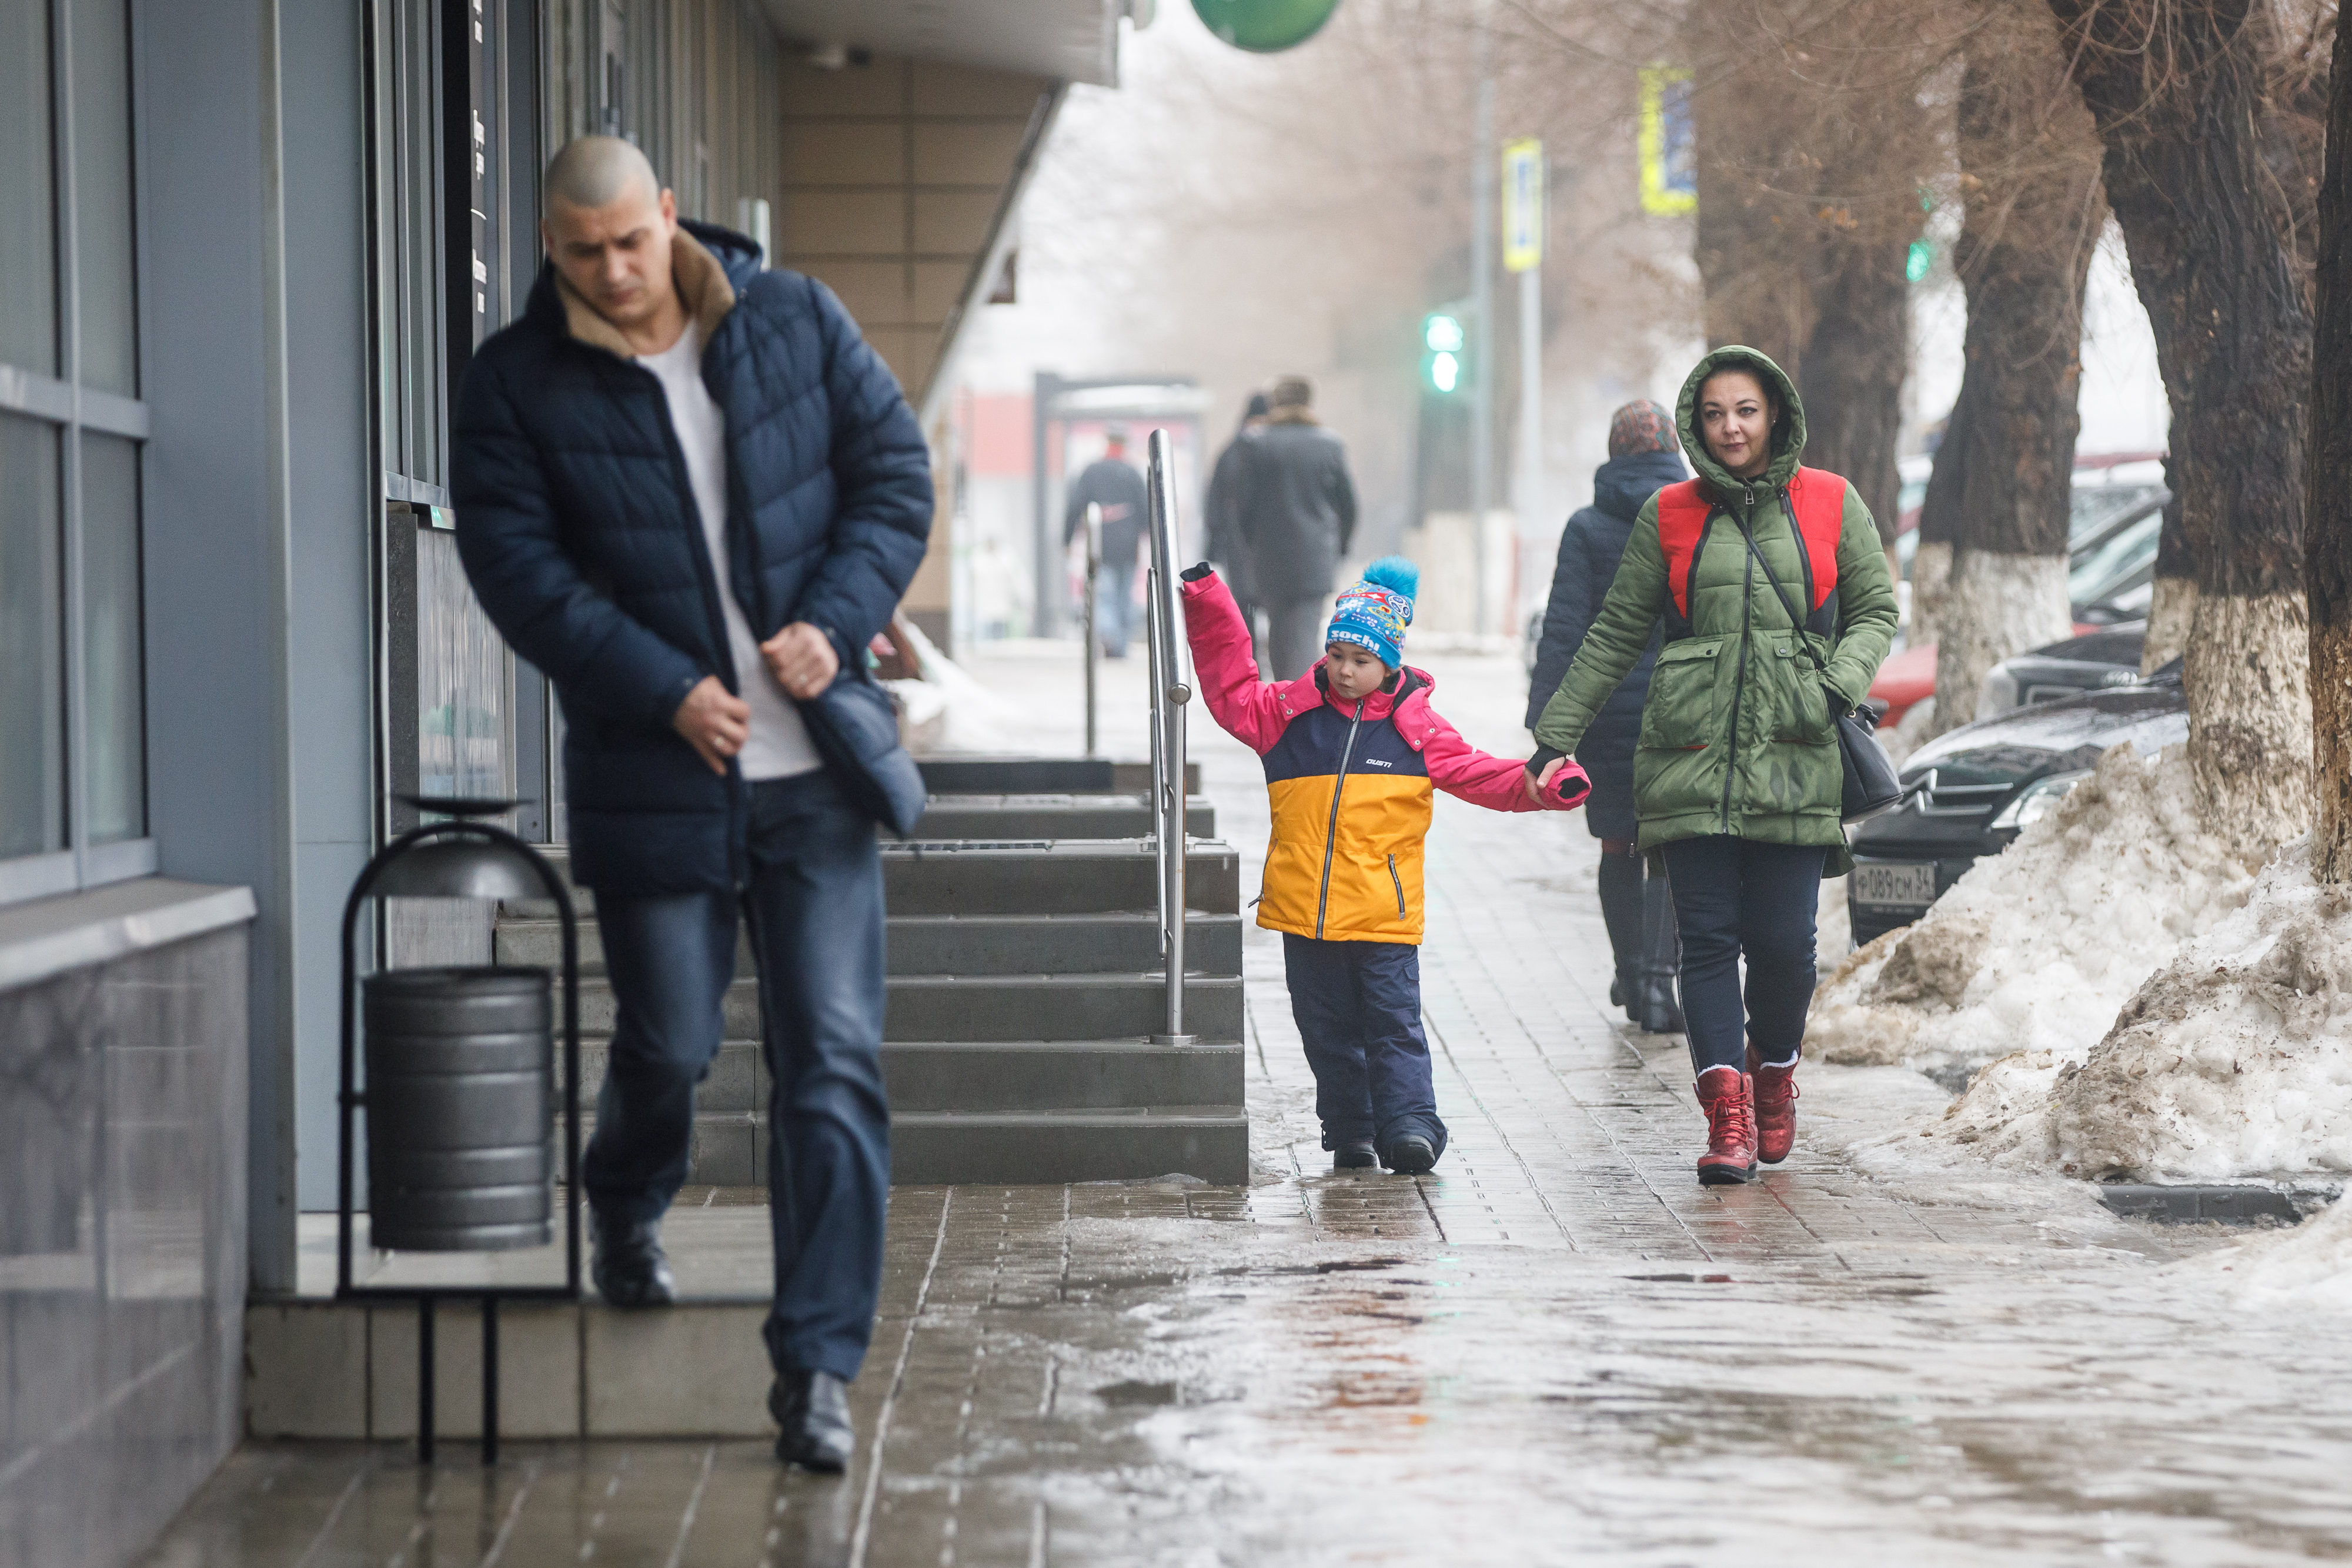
left=1527, top=756, right=1576, bottom=808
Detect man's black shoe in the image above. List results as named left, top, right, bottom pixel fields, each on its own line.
left=590, top=1213, right=676, bottom=1307
left=1385, top=1135, right=1438, bottom=1175
left=769, top=1369, right=856, bottom=1473
left=1333, top=1143, right=1378, bottom=1169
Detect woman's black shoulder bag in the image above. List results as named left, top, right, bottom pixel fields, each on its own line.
left=1732, top=507, right=1905, bottom=825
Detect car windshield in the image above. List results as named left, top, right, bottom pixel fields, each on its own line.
left=2069, top=510, right=2163, bottom=604
left=2069, top=484, right=2166, bottom=547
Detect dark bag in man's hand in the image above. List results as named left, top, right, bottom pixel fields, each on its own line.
left=799, top=662, right=926, bottom=837
left=1733, top=509, right=1906, bottom=825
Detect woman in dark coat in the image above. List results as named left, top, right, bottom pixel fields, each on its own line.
left=1526, top=401, right=1688, bottom=1032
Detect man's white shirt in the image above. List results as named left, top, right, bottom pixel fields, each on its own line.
left=637, top=323, right=820, bottom=780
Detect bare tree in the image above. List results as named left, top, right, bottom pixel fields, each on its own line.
left=2309, top=6, right=2352, bottom=882
left=1929, top=9, right=2107, bottom=733
left=1689, top=1, right=1943, bottom=532
left=2047, top=0, right=2320, bottom=856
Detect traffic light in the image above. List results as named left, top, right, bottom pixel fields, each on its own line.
left=1423, top=312, right=1466, bottom=395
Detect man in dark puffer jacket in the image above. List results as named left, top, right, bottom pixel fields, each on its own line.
left=1527, top=402, right=1688, bottom=1033
left=454, top=138, right=931, bottom=1473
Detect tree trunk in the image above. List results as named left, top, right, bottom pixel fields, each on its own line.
left=2047, top=0, right=2316, bottom=859
left=2310, top=11, right=2352, bottom=882
left=1911, top=375, right=1974, bottom=651
left=1930, top=36, right=2106, bottom=735
left=1689, top=15, right=1929, bottom=536
left=2143, top=466, right=2198, bottom=672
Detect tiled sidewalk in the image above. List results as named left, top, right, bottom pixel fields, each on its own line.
left=145, top=650, right=2352, bottom=1566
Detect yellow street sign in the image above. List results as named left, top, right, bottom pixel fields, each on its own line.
left=1639, top=67, right=1696, bottom=217
left=1502, top=138, right=1544, bottom=272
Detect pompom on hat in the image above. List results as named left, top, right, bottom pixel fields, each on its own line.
left=1325, top=556, right=1418, bottom=669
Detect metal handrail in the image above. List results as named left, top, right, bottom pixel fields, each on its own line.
left=1144, top=430, right=1194, bottom=1045
left=1082, top=502, right=1102, bottom=756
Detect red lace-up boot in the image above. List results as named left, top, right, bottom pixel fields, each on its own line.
left=1694, top=1068, right=1757, bottom=1185
left=1746, top=1045, right=1799, bottom=1165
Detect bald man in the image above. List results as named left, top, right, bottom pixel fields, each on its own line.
left=453, top=136, right=932, bottom=1473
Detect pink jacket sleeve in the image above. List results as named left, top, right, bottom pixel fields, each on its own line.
left=1181, top=570, right=1290, bottom=755
left=1419, top=704, right=1590, bottom=814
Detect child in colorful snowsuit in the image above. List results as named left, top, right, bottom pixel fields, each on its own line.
left=1181, top=556, right=1591, bottom=1172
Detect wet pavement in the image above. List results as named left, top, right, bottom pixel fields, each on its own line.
left=145, top=648, right=2352, bottom=1566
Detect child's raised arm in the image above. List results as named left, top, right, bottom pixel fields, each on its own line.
left=1419, top=707, right=1590, bottom=814
left=1179, top=566, right=1289, bottom=754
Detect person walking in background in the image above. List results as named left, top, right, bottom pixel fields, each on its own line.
left=1234, top=376, right=1358, bottom=678
left=1063, top=426, right=1150, bottom=657
left=453, top=136, right=931, bottom=1472
left=1205, top=391, right=1271, bottom=665
left=1184, top=555, right=1589, bottom=1174
left=1526, top=349, right=1896, bottom=1186
left=1528, top=401, right=1689, bottom=1035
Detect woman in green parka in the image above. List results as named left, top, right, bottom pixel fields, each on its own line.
left=1527, top=347, right=1897, bottom=1185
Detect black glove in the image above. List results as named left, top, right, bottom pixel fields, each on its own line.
left=1181, top=562, right=1215, bottom=583
left=1524, top=743, right=1565, bottom=780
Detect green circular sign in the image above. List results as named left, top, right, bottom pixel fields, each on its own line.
left=1191, top=0, right=1342, bottom=52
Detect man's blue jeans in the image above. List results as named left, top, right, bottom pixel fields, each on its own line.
left=1096, top=560, right=1137, bottom=656
left=582, top=769, right=889, bottom=1382
left=1282, top=934, right=1449, bottom=1161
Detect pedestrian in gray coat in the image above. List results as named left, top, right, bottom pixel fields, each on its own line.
left=1233, top=376, right=1358, bottom=679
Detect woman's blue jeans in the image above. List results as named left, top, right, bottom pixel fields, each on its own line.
left=1657, top=836, right=1827, bottom=1076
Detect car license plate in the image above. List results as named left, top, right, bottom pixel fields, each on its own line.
left=1853, top=861, right=1938, bottom=909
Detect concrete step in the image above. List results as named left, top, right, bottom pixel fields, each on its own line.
left=882, top=1039, right=1243, bottom=1112
left=891, top=1106, right=1247, bottom=1185
left=504, top=834, right=1237, bottom=919
left=887, top=911, right=1242, bottom=976
left=500, top=909, right=1244, bottom=979
left=916, top=757, right=1200, bottom=795
left=885, top=840, right=1240, bottom=917
left=915, top=793, right=1214, bottom=840
left=577, top=1034, right=1244, bottom=1120
left=887, top=972, right=1242, bottom=1044
left=570, top=969, right=1242, bottom=1049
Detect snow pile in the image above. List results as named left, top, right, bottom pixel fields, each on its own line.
left=1937, top=837, right=2352, bottom=1179
left=883, top=618, right=1021, bottom=754
left=1805, top=744, right=2253, bottom=1076
left=2184, top=1194, right=2352, bottom=1309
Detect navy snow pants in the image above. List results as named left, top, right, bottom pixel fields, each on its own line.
left=583, top=770, right=890, bottom=1382
left=1282, top=934, right=1450, bottom=1161
left=1658, top=835, right=1828, bottom=1077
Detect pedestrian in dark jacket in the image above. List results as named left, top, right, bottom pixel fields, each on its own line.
left=1234, top=376, right=1358, bottom=678
left=452, top=137, right=931, bottom=1475
left=1527, top=402, right=1688, bottom=1035
left=1061, top=427, right=1149, bottom=656
left=1204, top=392, right=1271, bottom=664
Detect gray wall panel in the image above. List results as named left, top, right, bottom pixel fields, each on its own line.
left=133, top=0, right=294, bottom=1289
left=279, top=0, right=375, bottom=1214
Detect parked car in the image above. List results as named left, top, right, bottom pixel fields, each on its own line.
left=1975, top=623, right=2147, bottom=719
left=1846, top=660, right=2187, bottom=945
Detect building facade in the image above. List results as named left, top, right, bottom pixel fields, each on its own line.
left=0, top=2, right=1118, bottom=1562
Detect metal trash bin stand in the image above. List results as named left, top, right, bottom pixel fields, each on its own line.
left=336, top=795, right=582, bottom=1466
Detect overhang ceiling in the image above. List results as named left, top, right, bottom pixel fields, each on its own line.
left=759, top=1, right=1121, bottom=86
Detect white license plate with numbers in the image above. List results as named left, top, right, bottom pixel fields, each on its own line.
left=1853, top=862, right=1939, bottom=908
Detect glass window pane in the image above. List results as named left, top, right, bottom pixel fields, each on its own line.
left=1, top=0, right=58, bottom=376
left=81, top=432, right=144, bottom=843
left=71, top=0, right=137, bottom=396
left=0, top=413, right=65, bottom=859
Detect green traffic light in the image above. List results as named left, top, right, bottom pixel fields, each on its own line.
left=1430, top=351, right=1461, bottom=393
left=1424, top=313, right=1465, bottom=353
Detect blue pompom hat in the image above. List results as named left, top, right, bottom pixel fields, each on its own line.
left=1325, top=556, right=1419, bottom=668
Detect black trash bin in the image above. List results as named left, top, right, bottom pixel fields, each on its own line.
left=363, top=965, right=552, bottom=1252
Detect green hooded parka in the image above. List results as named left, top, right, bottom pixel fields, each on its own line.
left=1530, top=347, right=1898, bottom=859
